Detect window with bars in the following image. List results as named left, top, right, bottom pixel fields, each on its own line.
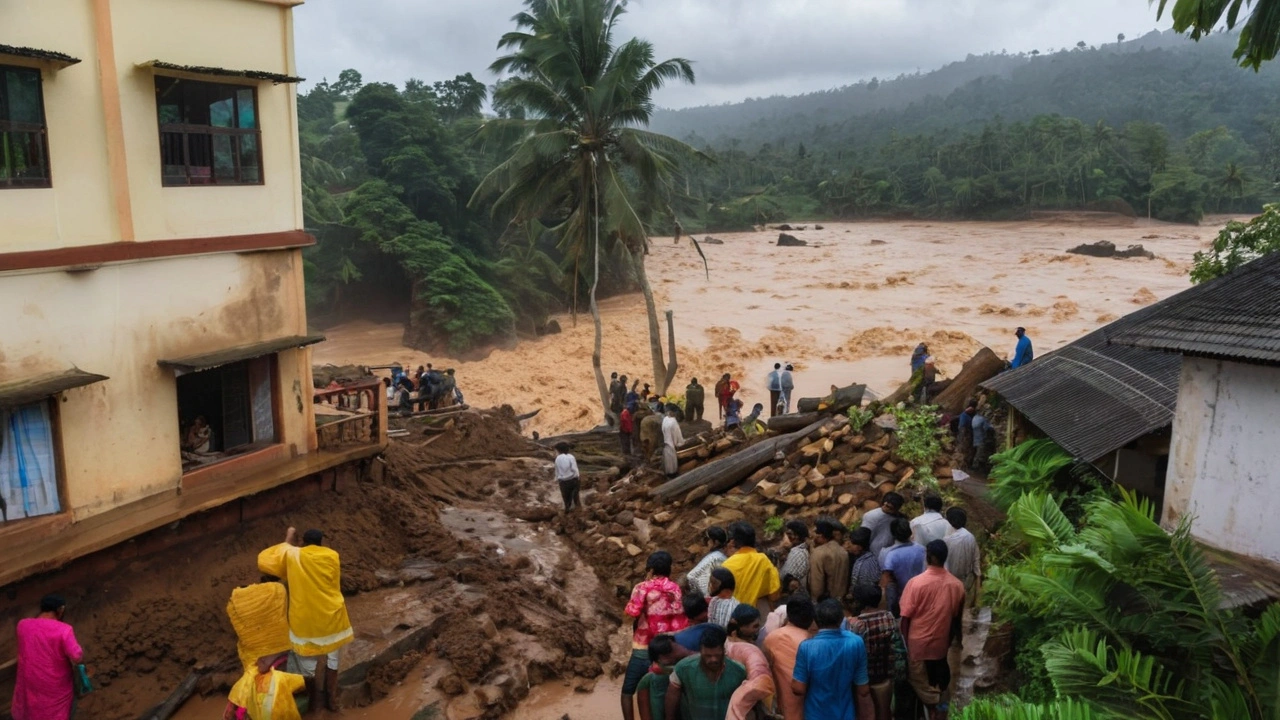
left=0, top=65, right=51, bottom=189
left=155, top=76, right=262, bottom=186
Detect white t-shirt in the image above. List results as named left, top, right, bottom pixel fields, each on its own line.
left=661, top=416, right=683, bottom=448
left=554, top=453, right=579, bottom=482
left=911, top=511, right=950, bottom=546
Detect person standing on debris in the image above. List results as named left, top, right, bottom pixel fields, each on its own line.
left=861, top=492, right=905, bottom=559
left=780, top=364, right=796, bottom=414
left=911, top=495, right=950, bottom=547
left=808, top=519, right=851, bottom=602
left=956, top=404, right=975, bottom=470
left=765, top=363, right=783, bottom=418
left=707, top=567, right=742, bottom=628
left=791, top=599, right=875, bottom=720
left=900, top=541, right=965, bottom=720
left=626, top=379, right=642, bottom=413
left=880, top=518, right=926, bottom=616
left=911, top=343, right=928, bottom=374
left=664, top=625, right=747, bottom=720
left=637, top=634, right=694, bottom=720
left=610, top=372, right=624, bottom=421
left=685, top=378, right=706, bottom=423
left=725, top=605, right=775, bottom=720
left=1010, top=326, right=1034, bottom=369
left=686, top=527, right=729, bottom=598
left=971, top=410, right=996, bottom=473
left=714, top=374, right=732, bottom=419
left=943, top=508, right=981, bottom=608
left=258, top=528, right=353, bottom=713
left=721, top=522, right=782, bottom=611
left=844, top=527, right=882, bottom=592
left=724, top=398, right=744, bottom=430
left=11, top=595, right=84, bottom=720
left=639, top=407, right=664, bottom=463
left=619, top=405, right=636, bottom=457
left=763, top=598, right=815, bottom=720
left=919, top=355, right=938, bottom=403
left=623, top=551, right=688, bottom=720
left=662, top=406, right=684, bottom=478
left=553, top=442, right=581, bottom=511
left=779, top=521, right=811, bottom=598
left=847, top=584, right=900, bottom=720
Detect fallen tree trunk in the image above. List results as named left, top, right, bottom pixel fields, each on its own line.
left=796, top=383, right=867, bottom=414
left=767, top=412, right=823, bottom=433
left=881, top=377, right=915, bottom=407
left=933, top=347, right=1004, bottom=414
left=137, top=671, right=200, bottom=720
left=652, top=418, right=828, bottom=500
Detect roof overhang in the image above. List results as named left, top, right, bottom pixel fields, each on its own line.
left=139, top=60, right=304, bottom=85
left=158, top=334, right=325, bottom=375
left=0, top=369, right=108, bottom=408
left=0, top=44, right=81, bottom=69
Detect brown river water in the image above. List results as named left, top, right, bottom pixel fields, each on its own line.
left=315, top=214, right=1234, bottom=437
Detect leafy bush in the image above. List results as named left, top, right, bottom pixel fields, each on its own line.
left=763, top=516, right=784, bottom=538
left=890, top=404, right=944, bottom=470
left=1190, top=203, right=1280, bottom=283
left=987, top=439, right=1076, bottom=510
left=846, top=405, right=873, bottom=430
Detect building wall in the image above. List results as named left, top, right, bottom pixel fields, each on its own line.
left=1164, top=357, right=1280, bottom=565
left=0, top=250, right=312, bottom=519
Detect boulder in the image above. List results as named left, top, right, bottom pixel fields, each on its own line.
left=1115, top=244, right=1155, bottom=259
left=777, top=233, right=808, bottom=247
left=626, top=544, right=643, bottom=557
left=1067, top=240, right=1116, bottom=257
left=616, top=510, right=635, bottom=526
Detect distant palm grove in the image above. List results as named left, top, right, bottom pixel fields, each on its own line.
left=299, top=25, right=1280, bottom=355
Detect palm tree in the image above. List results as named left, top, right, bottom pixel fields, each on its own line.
left=1156, top=0, right=1280, bottom=69
left=470, top=0, right=701, bottom=421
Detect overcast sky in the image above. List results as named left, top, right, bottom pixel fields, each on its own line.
left=294, top=1, right=1174, bottom=109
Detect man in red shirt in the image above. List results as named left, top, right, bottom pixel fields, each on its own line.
left=622, top=551, right=687, bottom=720
left=899, top=540, right=965, bottom=720
left=619, top=406, right=635, bottom=457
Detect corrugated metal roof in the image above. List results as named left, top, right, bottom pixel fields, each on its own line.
left=158, top=334, right=324, bottom=374
left=1111, top=252, right=1280, bottom=365
left=983, top=308, right=1181, bottom=462
left=0, top=369, right=108, bottom=408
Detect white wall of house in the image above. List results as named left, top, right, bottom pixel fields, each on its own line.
left=1164, top=356, right=1280, bottom=564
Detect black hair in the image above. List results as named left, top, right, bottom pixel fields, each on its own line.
left=691, top=377, right=698, bottom=384
left=647, top=551, right=674, bottom=577
left=302, top=529, right=323, bottom=546
left=39, top=594, right=65, bottom=613
left=611, top=372, right=618, bottom=378
left=648, top=634, right=675, bottom=661
left=814, top=518, right=840, bottom=541
left=784, top=520, right=809, bottom=541
left=705, top=526, right=728, bottom=550
left=785, top=597, right=815, bottom=629
left=727, top=604, right=761, bottom=636
left=555, top=442, right=571, bottom=454
left=815, top=598, right=844, bottom=629
left=700, top=624, right=728, bottom=650
left=924, top=494, right=943, bottom=512
left=683, top=593, right=708, bottom=620
left=927, top=539, right=949, bottom=566
left=774, top=362, right=781, bottom=369
left=853, top=583, right=882, bottom=610
left=848, top=527, right=872, bottom=549
left=729, top=521, right=757, bottom=548
left=946, top=507, right=968, bottom=530
left=1016, top=326, right=1026, bottom=334
left=882, top=492, right=905, bottom=509
left=710, top=567, right=736, bottom=591
left=890, top=517, right=913, bottom=543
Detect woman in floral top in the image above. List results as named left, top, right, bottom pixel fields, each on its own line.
left=622, top=551, right=688, bottom=720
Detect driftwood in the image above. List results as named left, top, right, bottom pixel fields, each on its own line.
left=137, top=671, right=200, bottom=720
left=652, top=418, right=828, bottom=500
left=515, top=408, right=541, bottom=422
left=931, top=347, right=1004, bottom=414
left=796, top=383, right=866, bottom=414
left=401, top=404, right=470, bottom=418
left=767, top=412, right=823, bottom=433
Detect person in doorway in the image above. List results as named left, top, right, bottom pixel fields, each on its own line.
left=684, top=378, right=706, bottom=423
left=971, top=411, right=996, bottom=473
left=673, top=593, right=716, bottom=653
left=620, top=406, right=636, bottom=458
left=809, top=518, right=851, bottom=602
left=1010, top=327, right=1034, bottom=369
left=900, top=541, right=965, bottom=720
left=624, top=551, right=688, bottom=720
left=725, top=604, right=775, bottom=720
left=258, top=528, right=353, bottom=712
left=791, top=599, right=875, bottom=720
left=720, top=522, right=782, bottom=610
left=862, top=492, right=905, bottom=559
left=637, top=635, right=694, bottom=720
left=911, top=494, right=950, bottom=547
left=553, top=442, right=581, bottom=511
left=881, top=518, right=926, bottom=616
left=765, top=363, right=782, bottom=418
left=184, top=415, right=213, bottom=454
left=763, top=597, right=815, bottom=720
left=779, top=520, right=811, bottom=598
left=780, top=363, right=796, bottom=414
left=956, top=404, right=975, bottom=470
left=847, top=584, right=900, bottom=720
left=661, top=406, right=684, bottom=479
left=664, top=625, right=747, bottom=720
left=707, top=567, right=741, bottom=628
left=943, top=508, right=981, bottom=608
left=686, top=527, right=729, bottom=598
left=11, top=595, right=84, bottom=720
left=845, top=527, right=882, bottom=593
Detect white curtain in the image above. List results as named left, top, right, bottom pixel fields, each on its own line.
left=0, top=402, right=60, bottom=521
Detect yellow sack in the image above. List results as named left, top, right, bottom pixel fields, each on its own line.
left=258, top=543, right=353, bottom=655
left=229, top=667, right=305, bottom=720
left=227, top=584, right=292, bottom=673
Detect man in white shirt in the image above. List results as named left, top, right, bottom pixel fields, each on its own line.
left=553, top=442, right=581, bottom=511
left=765, top=363, right=782, bottom=418
left=911, top=494, right=950, bottom=547
left=661, top=406, right=684, bottom=478
left=943, top=507, right=981, bottom=607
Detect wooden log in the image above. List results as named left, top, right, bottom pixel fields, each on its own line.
left=137, top=671, right=200, bottom=720
left=796, top=383, right=866, bottom=414
left=652, top=418, right=828, bottom=500
left=932, top=347, right=1004, bottom=414
left=767, top=412, right=823, bottom=433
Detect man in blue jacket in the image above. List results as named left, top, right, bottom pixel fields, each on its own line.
left=1010, top=327, right=1034, bottom=369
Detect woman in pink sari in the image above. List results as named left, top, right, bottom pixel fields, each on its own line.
left=725, top=604, right=775, bottom=720
left=11, top=595, right=83, bottom=720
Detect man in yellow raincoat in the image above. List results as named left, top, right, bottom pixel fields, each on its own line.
left=259, top=527, right=352, bottom=712
left=228, top=656, right=305, bottom=720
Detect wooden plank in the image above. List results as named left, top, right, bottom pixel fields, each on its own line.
left=0, top=231, right=314, bottom=273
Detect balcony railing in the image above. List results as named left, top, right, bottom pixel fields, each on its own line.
left=313, top=378, right=382, bottom=451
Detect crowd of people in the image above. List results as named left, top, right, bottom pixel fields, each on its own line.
left=382, top=363, right=463, bottom=415
left=621, top=499, right=980, bottom=720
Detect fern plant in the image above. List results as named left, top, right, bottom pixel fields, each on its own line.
left=987, top=438, right=1076, bottom=510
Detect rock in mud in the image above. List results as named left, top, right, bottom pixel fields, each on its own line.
left=537, top=319, right=563, bottom=335
left=700, top=236, right=725, bottom=245
left=777, top=233, right=808, bottom=247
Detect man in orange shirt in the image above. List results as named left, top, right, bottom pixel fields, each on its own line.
left=720, top=522, right=781, bottom=610
left=762, top=598, right=815, bottom=720
left=899, top=540, right=965, bottom=720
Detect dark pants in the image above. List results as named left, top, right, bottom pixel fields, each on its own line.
left=687, top=402, right=703, bottom=422
left=620, top=432, right=632, bottom=456
left=558, top=478, right=581, bottom=510
left=621, top=649, right=650, bottom=695
left=769, top=390, right=780, bottom=417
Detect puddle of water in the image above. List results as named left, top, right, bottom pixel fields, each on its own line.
left=506, top=674, right=624, bottom=720
left=438, top=506, right=563, bottom=581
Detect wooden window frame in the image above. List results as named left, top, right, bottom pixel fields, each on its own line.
left=155, top=76, right=263, bottom=187
left=0, top=63, right=52, bottom=189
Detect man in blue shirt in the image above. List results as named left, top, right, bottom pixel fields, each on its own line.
left=673, top=594, right=715, bottom=652
left=1010, top=327, right=1034, bottom=368
left=972, top=411, right=996, bottom=473
left=881, top=518, right=926, bottom=616
left=791, top=598, right=874, bottom=720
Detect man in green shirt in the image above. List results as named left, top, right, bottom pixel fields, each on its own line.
left=664, top=625, right=747, bottom=720
left=637, top=635, right=694, bottom=720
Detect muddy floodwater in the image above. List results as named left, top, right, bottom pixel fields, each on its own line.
left=316, top=214, right=1234, bottom=436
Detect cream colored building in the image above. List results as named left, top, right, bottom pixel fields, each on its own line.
left=0, top=0, right=380, bottom=586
